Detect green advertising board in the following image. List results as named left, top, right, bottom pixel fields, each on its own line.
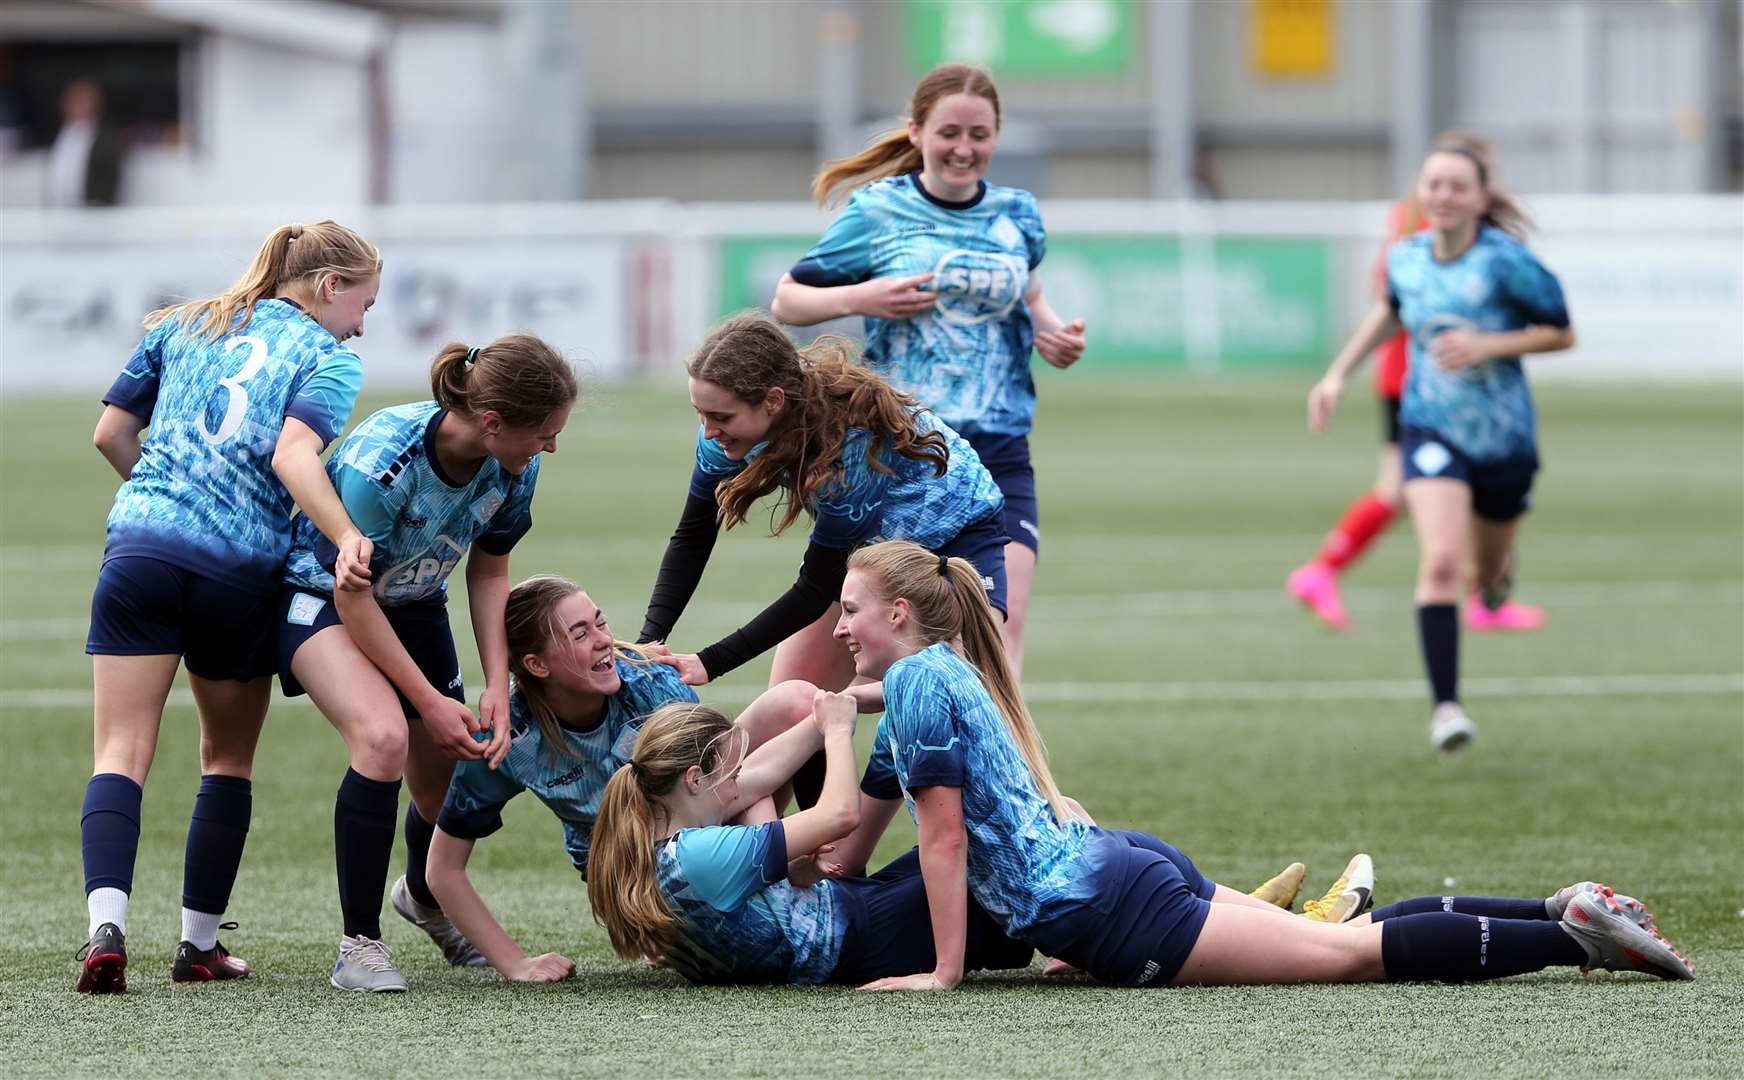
left=716, top=233, right=1333, bottom=369
left=906, top=0, right=1133, bottom=76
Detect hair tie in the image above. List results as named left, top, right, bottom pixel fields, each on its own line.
left=937, top=554, right=950, bottom=576
left=1433, top=143, right=1489, bottom=186
left=287, top=223, right=303, bottom=241
left=464, top=346, right=480, bottom=366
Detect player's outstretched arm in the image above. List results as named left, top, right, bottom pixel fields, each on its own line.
left=1308, top=299, right=1401, bottom=432
left=861, top=784, right=968, bottom=992
left=427, top=827, right=574, bottom=983
left=774, top=692, right=863, bottom=860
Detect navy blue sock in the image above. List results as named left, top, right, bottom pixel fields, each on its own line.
left=403, top=803, right=439, bottom=910
left=1381, top=912, right=1586, bottom=981
left=790, top=751, right=826, bottom=810
left=181, top=774, right=252, bottom=914
left=82, top=773, right=143, bottom=895
left=1416, top=603, right=1460, bottom=704
left=334, top=768, right=400, bottom=940
left=1372, top=895, right=1550, bottom=922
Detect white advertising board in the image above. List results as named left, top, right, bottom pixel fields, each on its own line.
left=1, top=231, right=630, bottom=393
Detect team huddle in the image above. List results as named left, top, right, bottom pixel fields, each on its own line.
left=74, top=64, right=1694, bottom=996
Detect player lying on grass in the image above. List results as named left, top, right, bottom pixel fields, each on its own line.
left=587, top=694, right=1037, bottom=985
left=820, top=540, right=1694, bottom=991
left=422, top=575, right=882, bottom=982
left=78, top=219, right=380, bottom=994
left=276, top=337, right=576, bottom=991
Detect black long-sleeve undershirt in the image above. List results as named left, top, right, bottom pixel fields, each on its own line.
left=639, top=490, right=851, bottom=681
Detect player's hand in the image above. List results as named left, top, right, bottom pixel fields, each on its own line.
left=1035, top=318, right=1087, bottom=369
left=507, top=953, right=575, bottom=983
left=640, top=641, right=680, bottom=668
left=334, top=531, right=374, bottom=592
left=812, top=689, right=857, bottom=739
left=669, top=653, right=711, bottom=686
left=1307, top=373, right=1345, bottom=433
left=1431, top=329, right=1490, bottom=371
left=860, top=969, right=960, bottom=992
left=478, top=683, right=512, bottom=770
left=419, top=694, right=489, bottom=761
left=852, top=273, right=938, bottom=320
left=788, top=844, right=845, bottom=888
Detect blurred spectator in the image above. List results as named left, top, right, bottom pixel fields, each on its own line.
left=46, top=80, right=124, bottom=207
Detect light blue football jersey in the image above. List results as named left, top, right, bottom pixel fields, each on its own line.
left=283, top=401, right=539, bottom=604
left=688, top=409, right=1004, bottom=550
left=655, top=821, right=847, bottom=985
left=861, top=643, right=1104, bottom=934
left=101, top=299, right=363, bottom=590
left=1390, top=226, right=1571, bottom=463
left=790, top=174, right=1047, bottom=437
left=436, top=655, right=697, bottom=876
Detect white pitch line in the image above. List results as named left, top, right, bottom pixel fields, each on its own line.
left=3, top=579, right=1739, bottom=642
left=4, top=673, right=1739, bottom=711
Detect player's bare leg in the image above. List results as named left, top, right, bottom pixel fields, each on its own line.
left=1405, top=479, right=1477, bottom=750
left=1001, top=540, right=1035, bottom=681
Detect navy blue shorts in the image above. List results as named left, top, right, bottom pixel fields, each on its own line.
left=934, top=514, right=1011, bottom=617
left=275, top=588, right=464, bottom=715
left=828, top=848, right=1035, bottom=985
left=1400, top=425, right=1538, bottom=523
left=1024, top=829, right=1215, bottom=988
left=86, top=556, right=276, bottom=682
left=966, top=431, right=1039, bottom=553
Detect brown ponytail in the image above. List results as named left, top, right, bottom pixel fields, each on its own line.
left=587, top=703, right=746, bottom=962
left=428, top=333, right=578, bottom=427
left=688, top=313, right=947, bottom=536
left=813, top=63, right=1001, bottom=207
left=846, top=541, right=1069, bottom=823
left=146, top=220, right=380, bottom=341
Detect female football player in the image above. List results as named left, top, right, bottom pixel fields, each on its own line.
left=78, top=220, right=379, bottom=994
left=585, top=693, right=1035, bottom=986
left=772, top=62, right=1085, bottom=677
left=1289, top=131, right=1544, bottom=635
left=1307, top=143, right=1575, bottom=751
left=424, top=575, right=909, bottom=981
left=826, top=541, right=1691, bottom=991
left=277, top=335, right=575, bottom=990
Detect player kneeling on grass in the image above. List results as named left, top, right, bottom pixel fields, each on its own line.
left=277, top=337, right=576, bottom=991
left=820, top=540, right=1694, bottom=990
left=422, top=576, right=859, bottom=981
left=78, top=220, right=380, bottom=994
left=586, top=694, right=1037, bottom=986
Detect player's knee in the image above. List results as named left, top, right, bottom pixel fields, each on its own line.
left=1418, top=550, right=1463, bottom=591
left=352, top=719, right=409, bottom=775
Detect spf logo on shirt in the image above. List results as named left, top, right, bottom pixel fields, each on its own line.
left=376, top=535, right=466, bottom=602
left=929, top=249, right=1027, bottom=326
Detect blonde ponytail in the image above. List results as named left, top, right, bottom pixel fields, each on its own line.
left=146, top=219, right=380, bottom=342
left=846, top=541, right=1069, bottom=823
left=585, top=702, right=745, bottom=962
left=587, top=766, right=679, bottom=961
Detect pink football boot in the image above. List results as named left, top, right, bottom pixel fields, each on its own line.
left=1287, top=560, right=1351, bottom=631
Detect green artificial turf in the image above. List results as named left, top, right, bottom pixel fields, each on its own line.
left=2, top=375, right=1739, bottom=1078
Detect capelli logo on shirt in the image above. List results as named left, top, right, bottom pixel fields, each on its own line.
left=398, top=505, right=428, bottom=529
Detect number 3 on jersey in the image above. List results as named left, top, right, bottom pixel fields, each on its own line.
left=199, top=335, right=273, bottom=446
